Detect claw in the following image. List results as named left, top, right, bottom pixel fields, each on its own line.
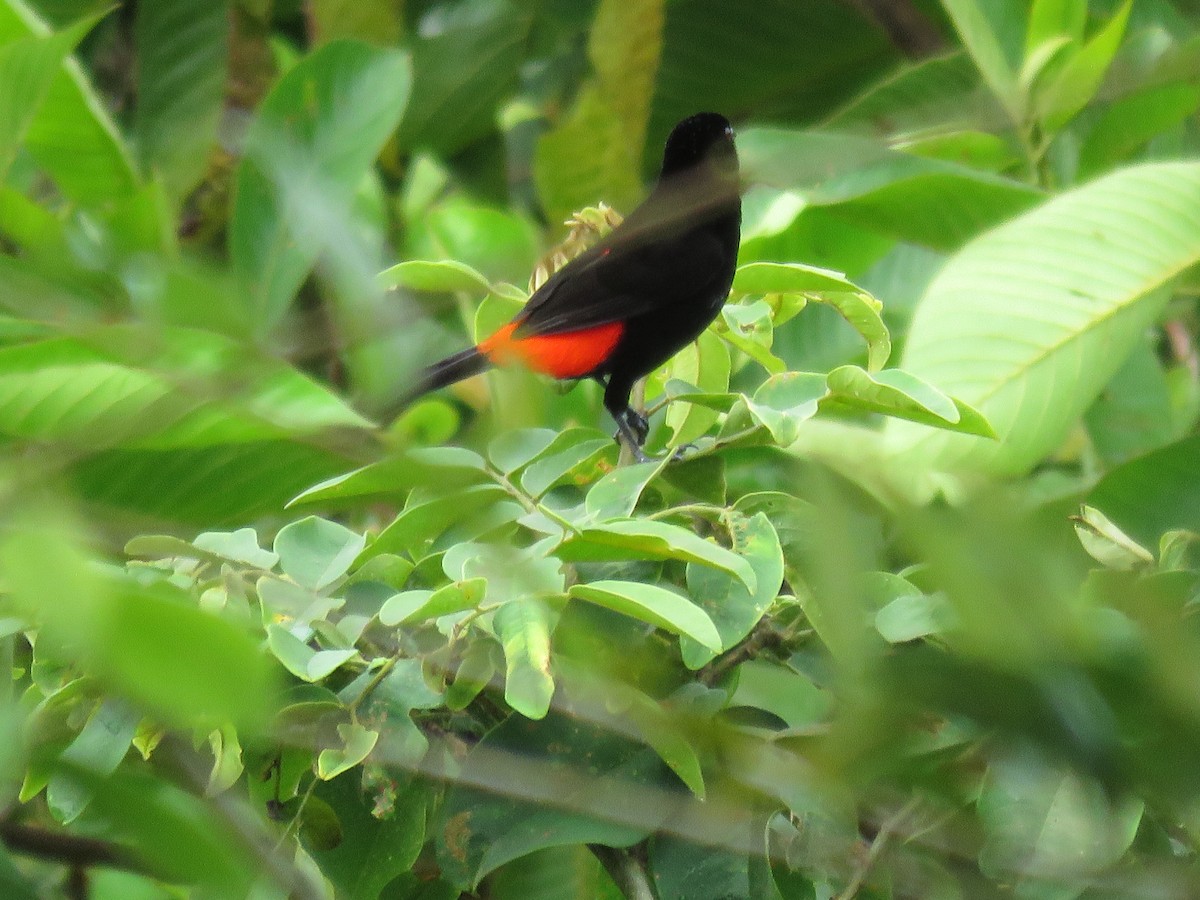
left=612, top=408, right=652, bottom=462
left=611, top=409, right=696, bottom=464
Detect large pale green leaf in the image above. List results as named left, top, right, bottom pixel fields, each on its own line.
left=886, top=162, right=1200, bottom=476
left=134, top=0, right=230, bottom=205
left=0, top=0, right=138, bottom=204
left=738, top=128, right=1043, bottom=250
left=230, top=40, right=410, bottom=333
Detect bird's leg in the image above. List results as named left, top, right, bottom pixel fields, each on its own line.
left=614, top=408, right=651, bottom=462
left=603, top=375, right=652, bottom=463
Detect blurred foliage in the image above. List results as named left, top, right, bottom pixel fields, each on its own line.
left=1, top=0, right=1200, bottom=898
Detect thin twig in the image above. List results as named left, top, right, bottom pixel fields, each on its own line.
left=0, top=820, right=152, bottom=877
left=835, top=796, right=922, bottom=900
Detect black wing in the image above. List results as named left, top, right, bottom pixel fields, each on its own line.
left=511, top=217, right=730, bottom=338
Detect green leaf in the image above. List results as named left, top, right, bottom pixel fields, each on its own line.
left=1088, top=435, right=1200, bottom=549
left=289, top=447, right=488, bottom=508
left=520, top=430, right=613, bottom=498
left=584, top=461, right=662, bottom=521
left=559, top=519, right=756, bottom=592
left=309, top=0, right=403, bottom=46
left=74, top=441, right=355, bottom=527
left=732, top=260, right=868, bottom=295
left=446, top=639, right=499, bottom=711
left=535, top=0, right=663, bottom=223
left=274, top=517, right=366, bottom=591
left=0, top=14, right=93, bottom=180
left=397, top=0, right=531, bottom=156
left=718, top=301, right=784, bottom=375
left=1078, top=82, right=1200, bottom=180
left=827, top=52, right=996, bottom=139
left=134, top=0, right=229, bottom=205
left=0, top=0, right=139, bottom=205
left=47, top=699, right=139, bottom=824
left=680, top=511, right=783, bottom=668
left=977, top=749, right=1143, bottom=884
left=726, top=660, right=829, bottom=730
left=940, top=0, right=1023, bottom=118
left=364, top=484, right=508, bottom=561
left=1024, top=0, right=1086, bottom=57
left=1072, top=505, right=1154, bottom=571
left=886, top=162, right=1200, bottom=477
left=874, top=591, right=956, bottom=644
left=488, top=428, right=560, bottom=475
left=724, top=266, right=888, bottom=367
left=826, top=365, right=996, bottom=437
left=266, top=625, right=358, bottom=682
left=1084, top=338, right=1181, bottom=466
left=744, top=371, right=827, bottom=446
left=317, top=723, right=379, bottom=780
left=376, top=259, right=492, bottom=294
left=378, top=579, right=487, bottom=627
left=817, top=292, right=892, bottom=372
left=308, top=773, right=428, bottom=900
left=569, top=580, right=721, bottom=652
left=230, top=40, right=411, bottom=333
left=661, top=328, right=731, bottom=448
left=99, top=580, right=278, bottom=729
left=1034, top=0, right=1132, bottom=132
left=192, top=528, right=279, bottom=570
left=436, top=710, right=664, bottom=888
left=0, top=324, right=369, bottom=451
left=494, top=598, right=555, bottom=720
left=650, top=834, right=751, bottom=900
left=649, top=0, right=897, bottom=150
left=738, top=128, right=1043, bottom=250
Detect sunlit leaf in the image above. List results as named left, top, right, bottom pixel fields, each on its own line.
left=558, top=519, right=756, bottom=592
left=569, top=580, right=721, bottom=651
left=887, top=162, right=1200, bottom=476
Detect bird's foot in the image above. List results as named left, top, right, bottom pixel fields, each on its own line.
left=611, top=409, right=695, bottom=464
left=613, top=408, right=652, bottom=463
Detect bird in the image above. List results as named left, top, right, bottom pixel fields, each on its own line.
left=397, top=112, right=742, bottom=462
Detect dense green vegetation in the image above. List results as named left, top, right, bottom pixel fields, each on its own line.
left=3, top=0, right=1200, bottom=897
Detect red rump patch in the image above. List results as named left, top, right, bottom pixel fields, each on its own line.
left=478, top=321, right=624, bottom=379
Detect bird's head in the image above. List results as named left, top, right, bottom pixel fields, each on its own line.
left=659, top=112, right=738, bottom=179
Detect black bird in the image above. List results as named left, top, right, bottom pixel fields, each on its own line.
left=400, top=112, right=741, bottom=460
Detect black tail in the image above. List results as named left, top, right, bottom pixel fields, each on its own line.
left=382, top=347, right=491, bottom=422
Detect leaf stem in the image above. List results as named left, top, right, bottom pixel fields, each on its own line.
left=834, top=796, right=921, bottom=900
left=589, top=843, right=657, bottom=900
left=485, top=464, right=580, bottom=534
